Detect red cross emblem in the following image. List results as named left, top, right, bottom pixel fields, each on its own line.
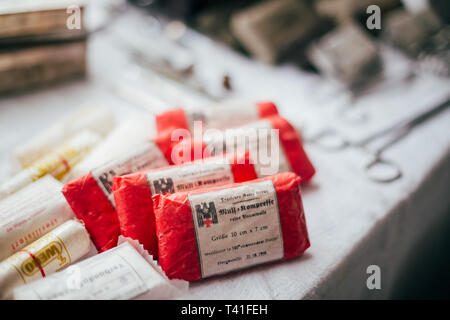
left=204, top=218, right=213, bottom=228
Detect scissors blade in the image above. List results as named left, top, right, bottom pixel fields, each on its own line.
left=374, top=95, right=450, bottom=154
left=406, top=96, right=450, bottom=128
left=356, top=95, right=450, bottom=147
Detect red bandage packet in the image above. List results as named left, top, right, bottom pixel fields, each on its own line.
left=153, top=172, right=310, bottom=281
left=156, top=101, right=278, bottom=133
left=172, top=116, right=316, bottom=182
left=62, top=141, right=170, bottom=252
left=113, top=152, right=258, bottom=257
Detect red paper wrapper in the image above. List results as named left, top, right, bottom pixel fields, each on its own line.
left=62, top=174, right=118, bottom=252
left=269, top=116, right=315, bottom=182
left=62, top=142, right=170, bottom=252
left=113, top=152, right=257, bottom=257
left=155, top=101, right=278, bottom=134
left=153, top=172, right=310, bottom=281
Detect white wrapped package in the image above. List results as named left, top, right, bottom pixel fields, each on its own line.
left=0, top=220, right=90, bottom=299
left=9, top=105, right=115, bottom=171
left=13, top=241, right=187, bottom=300
left=64, top=114, right=156, bottom=182
left=0, top=175, right=75, bottom=261
left=0, top=130, right=101, bottom=200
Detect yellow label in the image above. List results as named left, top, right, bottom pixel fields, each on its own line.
left=20, top=241, right=69, bottom=276
left=27, top=144, right=92, bottom=181
left=8, top=233, right=72, bottom=283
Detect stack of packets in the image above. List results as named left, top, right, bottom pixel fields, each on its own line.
left=1, top=99, right=314, bottom=299
left=0, top=0, right=87, bottom=94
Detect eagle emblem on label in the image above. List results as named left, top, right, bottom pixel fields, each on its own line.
left=153, top=178, right=175, bottom=194
left=97, top=169, right=117, bottom=194
left=195, top=202, right=218, bottom=228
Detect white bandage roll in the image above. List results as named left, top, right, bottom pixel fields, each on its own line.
left=13, top=242, right=183, bottom=300
left=0, top=130, right=101, bottom=200
left=64, top=113, right=156, bottom=182
left=0, top=220, right=91, bottom=300
left=9, top=104, right=115, bottom=171
left=0, top=175, right=75, bottom=260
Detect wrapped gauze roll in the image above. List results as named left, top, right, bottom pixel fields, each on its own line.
left=0, top=130, right=101, bottom=200
left=13, top=242, right=183, bottom=300
left=64, top=114, right=156, bottom=182
left=153, top=172, right=310, bottom=281
left=0, top=220, right=91, bottom=299
left=9, top=105, right=115, bottom=171
left=156, top=101, right=278, bottom=133
left=0, top=175, right=74, bottom=260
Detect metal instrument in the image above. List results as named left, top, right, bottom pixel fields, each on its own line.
left=308, top=96, right=450, bottom=183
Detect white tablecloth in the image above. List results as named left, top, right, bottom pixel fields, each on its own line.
left=1, top=7, right=449, bottom=300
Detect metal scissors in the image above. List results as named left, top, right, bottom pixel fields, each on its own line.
left=308, top=96, right=450, bottom=183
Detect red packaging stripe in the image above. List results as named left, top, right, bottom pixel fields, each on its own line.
left=153, top=172, right=310, bottom=281
left=60, top=157, right=71, bottom=172
left=156, top=108, right=189, bottom=134
left=62, top=173, right=120, bottom=252
left=20, top=249, right=46, bottom=278
left=113, top=152, right=258, bottom=258
left=256, top=101, right=279, bottom=118
left=163, top=137, right=210, bottom=166
left=228, top=151, right=259, bottom=183
left=153, top=130, right=181, bottom=165
left=268, top=116, right=316, bottom=182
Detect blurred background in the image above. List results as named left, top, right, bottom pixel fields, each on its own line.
left=1, top=0, right=449, bottom=100
left=0, top=0, right=449, bottom=299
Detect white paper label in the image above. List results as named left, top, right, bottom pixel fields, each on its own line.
left=14, top=244, right=152, bottom=300
left=188, top=180, right=284, bottom=278
left=91, top=142, right=169, bottom=207
left=203, top=120, right=291, bottom=177
left=146, top=160, right=234, bottom=195
left=186, top=101, right=259, bottom=130
left=54, top=254, right=147, bottom=300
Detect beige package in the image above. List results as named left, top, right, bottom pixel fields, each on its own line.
left=0, top=130, right=101, bottom=200
left=13, top=242, right=185, bottom=300
left=0, top=220, right=91, bottom=300
left=10, top=105, right=115, bottom=171
left=0, top=175, right=74, bottom=260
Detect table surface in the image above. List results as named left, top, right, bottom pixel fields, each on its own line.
left=1, top=7, right=450, bottom=300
